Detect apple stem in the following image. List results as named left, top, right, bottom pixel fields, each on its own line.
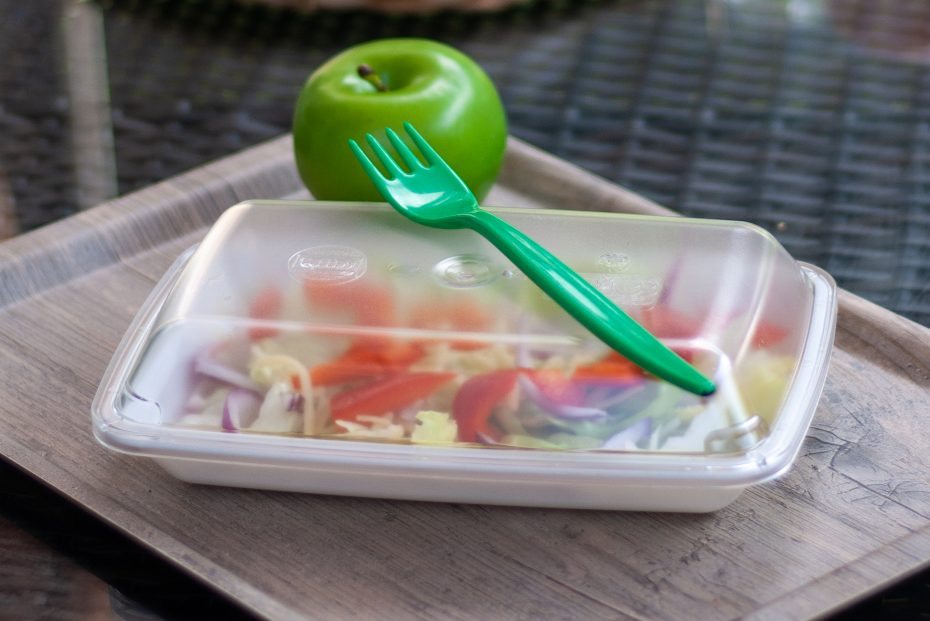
left=357, top=64, right=388, bottom=92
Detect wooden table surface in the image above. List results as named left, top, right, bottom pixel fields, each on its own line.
left=2, top=135, right=930, bottom=621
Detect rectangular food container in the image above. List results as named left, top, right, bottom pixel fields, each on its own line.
left=93, top=200, right=837, bottom=512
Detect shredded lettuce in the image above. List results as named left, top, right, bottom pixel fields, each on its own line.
left=410, top=410, right=458, bottom=444
left=735, top=351, right=794, bottom=425
left=249, top=352, right=323, bottom=435
left=335, top=419, right=405, bottom=439
left=248, top=382, right=301, bottom=433
left=250, top=354, right=303, bottom=387
left=177, top=281, right=798, bottom=453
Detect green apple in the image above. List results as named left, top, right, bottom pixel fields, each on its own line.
left=293, top=38, right=507, bottom=202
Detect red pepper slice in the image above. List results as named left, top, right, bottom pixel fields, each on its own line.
left=302, top=361, right=387, bottom=387
left=343, top=339, right=424, bottom=366
left=330, top=372, right=456, bottom=422
left=637, top=306, right=701, bottom=340
left=247, top=285, right=283, bottom=340
left=410, top=298, right=493, bottom=350
left=293, top=340, right=426, bottom=389
left=751, top=323, right=788, bottom=348
left=303, top=278, right=395, bottom=327
left=573, top=351, right=645, bottom=381
left=410, top=298, right=491, bottom=332
left=528, top=369, right=585, bottom=405
left=452, top=369, right=521, bottom=443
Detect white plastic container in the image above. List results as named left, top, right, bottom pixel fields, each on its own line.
left=93, top=200, right=837, bottom=512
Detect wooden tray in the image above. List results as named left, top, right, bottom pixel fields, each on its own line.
left=2, top=135, right=929, bottom=620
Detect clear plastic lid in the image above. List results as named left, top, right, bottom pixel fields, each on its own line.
left=94, top=201, right=837, bottom=483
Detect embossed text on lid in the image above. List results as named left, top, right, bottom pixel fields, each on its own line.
left=288, top=245, right=367, bottom=284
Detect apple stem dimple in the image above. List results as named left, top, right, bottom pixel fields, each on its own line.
left=357, top=64, right=388, bottom=92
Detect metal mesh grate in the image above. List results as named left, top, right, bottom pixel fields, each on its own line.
left=1, top=0, right=929, bottom=325
left=0, top=0, right=76, bottom=230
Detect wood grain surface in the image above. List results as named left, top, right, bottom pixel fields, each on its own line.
left=1, top=135, right=929, bottom=621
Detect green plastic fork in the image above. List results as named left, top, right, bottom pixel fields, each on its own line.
left=349, top=122, right=715, bottom=396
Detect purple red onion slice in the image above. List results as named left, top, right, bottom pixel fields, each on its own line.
left=517, top=375, right=607, bottom=421
left=222, top=389, right=263, bottom=432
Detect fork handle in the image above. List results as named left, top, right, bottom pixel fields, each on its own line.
left=466, top=210, right=715, bottom=396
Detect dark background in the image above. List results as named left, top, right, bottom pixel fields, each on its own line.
left=1, top=0, right=929, bottom=618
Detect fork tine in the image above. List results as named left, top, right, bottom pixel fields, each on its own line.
left=348, top=139, right=389, bottom=186
left=403, top=122, right=442, bottom=166
left=365, top=133, right=405, bottom=179
left=385, top=127, right=423, bottom=171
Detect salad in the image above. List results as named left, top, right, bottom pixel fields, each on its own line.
left=173, top=275, right=796, bottom=453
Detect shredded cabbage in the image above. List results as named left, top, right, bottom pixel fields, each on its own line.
left=179, top=388, right=229, bottom=427
left=410, top=410, right=458, bottom=444
left=250, top=353, right=322, bottom=434
left=248, top=382, right=301, bottom=433
left=334, top=419, right=405, bottom=439
left=250, top=353, right=302, bottom=387
left=176, top=283, right=798, bottom=453
left=735, top=351, right=794, bottom=425
left=411, top=344, right=515, bottom=375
